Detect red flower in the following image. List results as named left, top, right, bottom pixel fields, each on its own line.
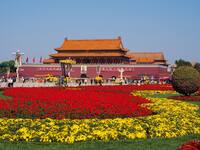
left=0, top=85, right=171, bottom=119
left=178, top=139, right=200, bottom=150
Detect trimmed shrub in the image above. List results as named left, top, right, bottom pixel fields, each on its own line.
left=172, top=66, right=200, bottom=96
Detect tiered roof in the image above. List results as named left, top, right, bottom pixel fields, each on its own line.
left=43, top=58, right=55, bottom=64
left=126, top=52, right=166, bottom=63
left=50, top=52, right=125, bottom=57
left=43, top=37, right=167, bottom=65
left=54, top=37, right=126, bottom=51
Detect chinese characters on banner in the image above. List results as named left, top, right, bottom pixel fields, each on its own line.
left=38, top=67, right=134, bottom=72
left=101, top=67, right=134, bottom=72
left=38, top=67, right=61, bottom=71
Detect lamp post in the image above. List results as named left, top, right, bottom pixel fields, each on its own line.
left=12, top=50, right=24, bottom=82
left=96, top=65, right=101, bottom=76
left=118, top=68, right=124, bottom=80
left=59, top=59, right=76, bottom=85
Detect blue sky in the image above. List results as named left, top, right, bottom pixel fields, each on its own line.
left=0, top=0, right=200, bottom=64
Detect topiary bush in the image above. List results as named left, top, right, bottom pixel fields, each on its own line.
left=172, top=66, right=200, bottom=96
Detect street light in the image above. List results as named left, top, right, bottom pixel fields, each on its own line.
left=12, top=50, right=24, bottom=82
left=59, top=59, right=76, bottom=86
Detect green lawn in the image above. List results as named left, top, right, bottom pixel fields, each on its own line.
left=151, top=93, right=180, bottom=98
left=152, top=93, right=200, bottom=113
left=0, top=89, right=11, bottom=99
left=0, top=134, right=199, bottom=150
left=0, top=91, right=7, bottom=99
left=0, top=90, right=11, bottom=100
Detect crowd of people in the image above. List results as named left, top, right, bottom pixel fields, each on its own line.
left=0, top=76, right=169, bottom=88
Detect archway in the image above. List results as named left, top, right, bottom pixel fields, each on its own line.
left=80, top=74, right=87, bottom=78
left=111, top=76, right=116, bottom=80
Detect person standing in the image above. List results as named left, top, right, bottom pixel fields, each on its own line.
left=84, top=79, right=87, bottom=85
left=7, top=78, right=13, bottom=87
left=90, top=78, right=93, bottom=85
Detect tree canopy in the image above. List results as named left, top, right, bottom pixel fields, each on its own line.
left=0, top=60, right=16, bottom=73
left=194, top=62, right=200, bottom=73
left=175, top=59, right=192, bottom=68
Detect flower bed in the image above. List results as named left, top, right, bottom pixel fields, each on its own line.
left=82, top=84, right=173, bottom=93
left=168, top=95, right=200, bottom=101
left=0, top=87, right=152, bottom=119
left=132, top=91, right=200, bottom=138
left=178, top=139, right=200, bottom=150
left=0, top=86, right=199, bottom=144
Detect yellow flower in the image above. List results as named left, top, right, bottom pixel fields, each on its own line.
left=0, top=90, right=199, bottom=143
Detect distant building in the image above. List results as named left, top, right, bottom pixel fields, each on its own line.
left=19, top=37, right=169, bottom=80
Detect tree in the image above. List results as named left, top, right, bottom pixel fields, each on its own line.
left=175, top=59, right=192, bottom=68
left=194, top=62, right=200, bottom=73
left=172, top=66, right=200, bottom=96
left=0, top=60, right=16, bottom=74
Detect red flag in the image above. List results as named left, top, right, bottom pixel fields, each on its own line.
left=40, top=57, right=42, bottom=63
left=33, top=57, right=35, bottom=63
left=26, top=57, right=29, bottom=64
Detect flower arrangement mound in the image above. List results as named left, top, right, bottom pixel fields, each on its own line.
left=0, top=86, right=199, bottom=144
left=0, top=87, right=152, bottom=119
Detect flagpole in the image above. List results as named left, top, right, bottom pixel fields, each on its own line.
left=26, top=57, right=29, bottom=64
left=40, top=57, right=43, bottom=64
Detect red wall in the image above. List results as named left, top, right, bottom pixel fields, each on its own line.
left=19, top=65, right=169, bottom=79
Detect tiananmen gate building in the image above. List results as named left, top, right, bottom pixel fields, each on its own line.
left=19, top=37, right=169, bottom=80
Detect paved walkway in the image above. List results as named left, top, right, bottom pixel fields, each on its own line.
left=0, top=82, right=125, bottom=88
